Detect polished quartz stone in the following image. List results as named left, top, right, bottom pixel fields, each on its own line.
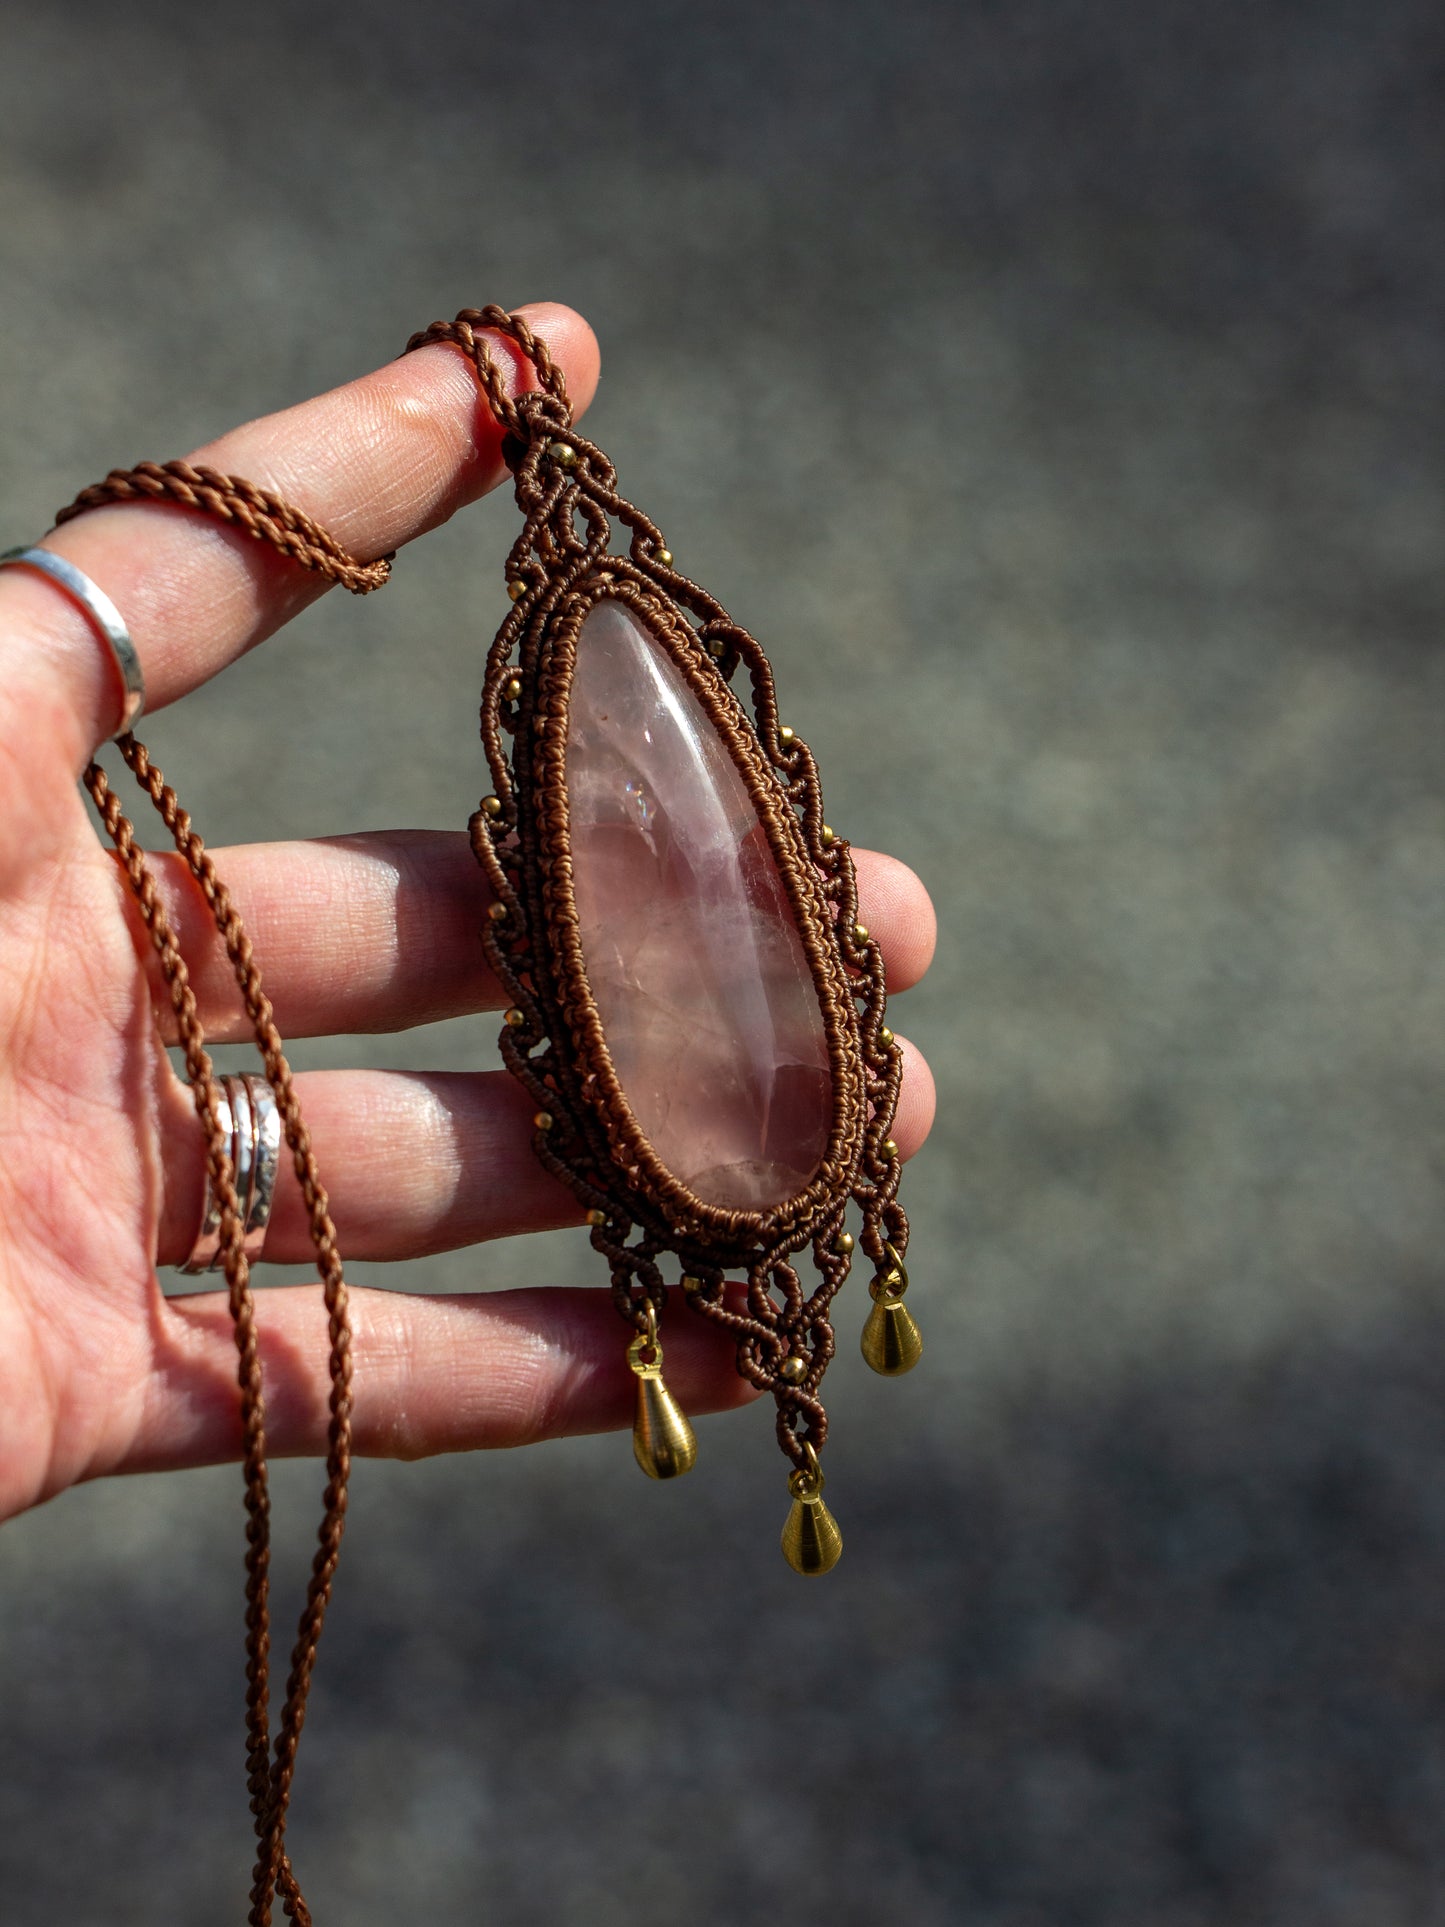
left=564, top=599, right=832, bottom=1210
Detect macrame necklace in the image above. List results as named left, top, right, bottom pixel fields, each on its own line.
left=401, top=308, right=921, bottom=1568
left=54, top=306, right=919, bottom=1921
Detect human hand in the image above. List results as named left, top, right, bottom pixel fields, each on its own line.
left=0, top=305, right=937, bottom=1520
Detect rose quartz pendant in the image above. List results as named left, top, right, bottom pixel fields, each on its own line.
left=565, top=598, right=833, bottom=1212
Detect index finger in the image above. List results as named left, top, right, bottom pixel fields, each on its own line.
left=0, top=302, right=600, bottom=761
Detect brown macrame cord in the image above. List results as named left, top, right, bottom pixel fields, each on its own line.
left=60, top=469, right=390, bottom=1926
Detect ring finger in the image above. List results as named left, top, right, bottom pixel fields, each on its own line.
left=155, top=1043, right=938, bottom=1269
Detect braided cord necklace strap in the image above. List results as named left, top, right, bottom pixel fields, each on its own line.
left=57, top=459, right=393, bottom=594
left=64, top=458, right=385, bottom=1926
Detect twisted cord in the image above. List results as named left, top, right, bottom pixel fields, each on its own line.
left=57, top=460, right=392, bottom=594
left=62, top=442, right=383, bottom=1918
left=403, top=304, right=571, bottom=439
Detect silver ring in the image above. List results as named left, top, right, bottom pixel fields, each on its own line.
left=180, top=1084, right=235, bottom=1274
left=178, top=1075, right=282, bottom=1274
left=240, top=1074, right=282, bottom=1263
left=0, top=543, right=145, bottom=735
left=229, top=1076, right=258, bottom=1257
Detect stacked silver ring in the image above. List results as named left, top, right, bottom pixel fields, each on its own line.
left=181, top=1073, right=283, bottom=1274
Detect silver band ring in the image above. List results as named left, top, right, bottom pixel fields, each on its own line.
left=229, top=1076, right=258, bottom=1257
left=0, top=543, right=146, bottom=735
left=241, top=1074, right=283, bottom=1263
left=180, top=1085, right=235, bottom=1274
left=180, top=1074, right=282, bottom=1274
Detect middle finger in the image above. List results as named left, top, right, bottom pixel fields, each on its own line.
left=127, top=833, right=937, bottom=1042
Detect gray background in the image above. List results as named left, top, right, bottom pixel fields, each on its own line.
left=2, top=0, right=1443, bottom=1920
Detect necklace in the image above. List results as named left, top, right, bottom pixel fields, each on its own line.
left=402, top=308, right=921, bottom=1573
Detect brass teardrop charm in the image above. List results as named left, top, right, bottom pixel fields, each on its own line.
left=861, top=1242, right=923, bottom=1376
left=628, top=1310, right=698, bottom=1480
left=781, top=1447, right=843, bottom=1575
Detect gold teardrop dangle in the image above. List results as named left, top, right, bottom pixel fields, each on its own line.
left=628, top=1305, right=698, bottom=1480
left=860, top=1241, right=923, bottom=1376
left=781, top=1444, right=843, bottom=1575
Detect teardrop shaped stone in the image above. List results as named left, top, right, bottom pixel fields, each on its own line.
left=564, top=599, right=832, bottom=1211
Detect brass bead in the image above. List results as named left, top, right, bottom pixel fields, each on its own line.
left=707, top=638, right=727, bottom=659
left=861, top=1296, right=924, bottom=1376
left=861, top=1242, right=922, bottom=1376
left=779, top=1354, right=808, bottom=1385
left=654, top=547, right=673, bottom=566
left=680, top=1273, right=704, bottom=1294
left=503, top=1006, right=525, bottom=1028
left=628, top=1320, right=698, bottom=1480
left=506, top=578, right=527, bottom=603
left=503, top=675, right=524, bottom=701
left=820, top=824, right=836, bottom=847
left=852, top=922, right=870, bottom=945
left=778, top=724, right=796, bottom=746
left=781, top=1458, right=843, bottom=1576
left=487, top=901, right=509, bottom=922
left=533, top=1110, right=554, bottom=1132
left=585, top=1208, right=607, bottom=1227
left=548, top=440, right=577, bottom=468
left=835, top=1230, right=855, bottom=1256
left=882, top=1137, right=899, bottom=1160
left=481, top=794, right=503, bottom=819
left=878, top=1025, right=895, bottom=1046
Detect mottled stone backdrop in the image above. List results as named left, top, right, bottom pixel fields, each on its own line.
left=2, top=1, right=1442, bottom=1920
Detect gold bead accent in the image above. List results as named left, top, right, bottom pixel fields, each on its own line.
left=707, top=638, right=727, bottom=659
left=778, top=724, right=796, bottom=746
left=654, top=547, right=673, bottom=566
left=548, top=440, right=577, bottom=468
left=779, top=1354, right=808, bottom=1385
left=503, top=675, right=523, bottom=701
left=507, top=578, right=527, bottom=603
left=820, top=824, right=836, bottom=847
left=533, top=1111, right=554, bottom=1132
left=585, top=1208, right=607, bottom=1227
left=852, top=922, right=870, bottom=945
left=487, top=901, right=509, bottom=922
left=481, top=794, right=503, bottom=819
left=878, top=1025, right=895, bottom=1046
left=680, top=1273, right=704, bottom=1294
left=835, top=1230, right=855, bottom=1256
left=503, top=1006, right=525, bottom=1028
left=882, top=1137, right=899, bottom=1160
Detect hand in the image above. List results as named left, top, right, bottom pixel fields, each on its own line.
left=0, top=305, right=938, bottom=1521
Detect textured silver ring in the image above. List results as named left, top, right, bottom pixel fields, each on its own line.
left=239, top=1074, right=282, bottom=1263
left=180, top=1084, right=236, bottom=1275
left=179, top=1075, right=282, bottom=1274
left=0, top=543, right=145, bottom=735
left=228, top=1076, right=258, bottom=1260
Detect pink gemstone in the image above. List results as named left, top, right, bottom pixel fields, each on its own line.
left=565, top=599, right=832, bottom=1211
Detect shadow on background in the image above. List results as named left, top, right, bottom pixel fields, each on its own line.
left=0, top=0, right=1441, bottom=1920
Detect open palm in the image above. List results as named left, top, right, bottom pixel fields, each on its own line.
left=0, top=304, right=937, bottom=1522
